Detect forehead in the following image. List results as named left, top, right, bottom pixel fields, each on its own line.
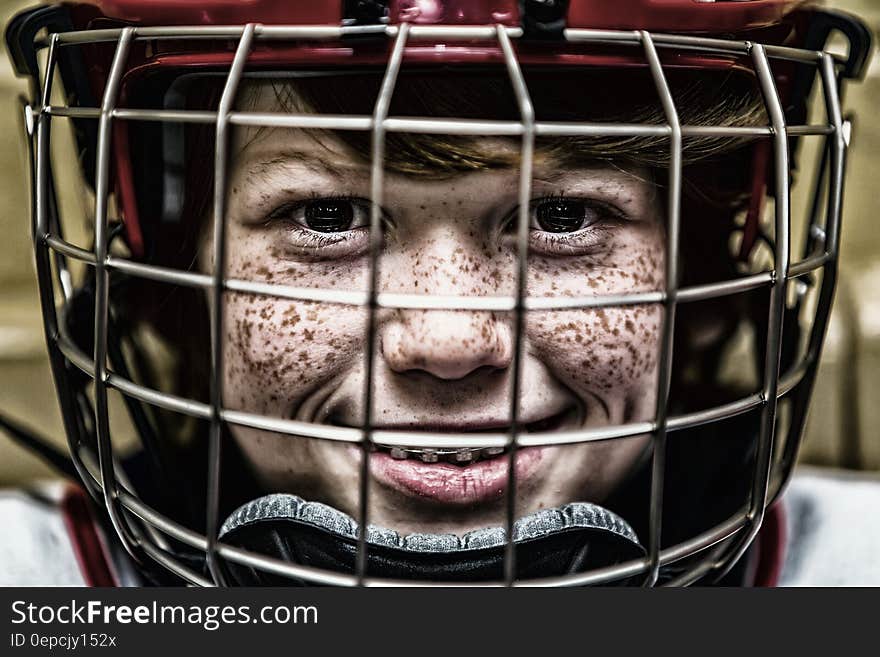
left=231, top=125, right=655, bottom=199
left=230, top=79, right=653, bottom=184
left=218, top=67, right=763, bottom=179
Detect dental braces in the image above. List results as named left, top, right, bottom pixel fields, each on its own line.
left=377, top=445, right=508, bottom=464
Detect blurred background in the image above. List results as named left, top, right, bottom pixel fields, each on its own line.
left=0, top=0, right=877, bottom=486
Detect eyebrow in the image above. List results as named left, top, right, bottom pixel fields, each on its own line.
left=533, top=170, right=576, bottom=185
left=241, top=147, right=642, bottom=189
left=243, top=149, right=369, bottom=180
left=533, top=162, right=644, bottom=186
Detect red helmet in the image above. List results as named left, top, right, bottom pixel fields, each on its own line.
left=6, top=0, right=872, bottom=586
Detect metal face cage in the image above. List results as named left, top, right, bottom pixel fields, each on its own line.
left=11, top=15, right=871, bottom=586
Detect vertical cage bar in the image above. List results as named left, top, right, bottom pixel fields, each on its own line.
left=37, top=35, right=58, bottom=119
left=713, top=43, right=791, bottom=579
left=36, top=34, right=76, bottom=303
left=640, top=31, right=682, bottom=587
left=496, top=25, right=535, bottom=586
left=206, top=23, right=257, bottom=586
left=356, top=23, right=410, bottom=583
left=778, top=54, right=848, bottom=490
left=33, top=35, right=76, bottom=304
left=803, top=142, right=829, bottom=257
left=33, top=33, right=101, bottom=501
left=34, top=33, right=58, bottom=240
left=92, top=27, right=139, bottom=554
left=804, top=55, right=846, bottom=262
left=818, top=55, right=845, bottom=259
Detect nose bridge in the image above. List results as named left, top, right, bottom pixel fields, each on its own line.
left=399, top=228, right=505, bottom=297
left=380, top=227, right=515, bottom=378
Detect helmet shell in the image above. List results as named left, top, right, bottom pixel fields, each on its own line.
left=65, top=0, right=807, bottom=32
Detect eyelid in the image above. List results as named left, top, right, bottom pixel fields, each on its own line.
left=515, top=195, right=629, bottom=257
left=502, top=195, right=628, bottom=234
left=529, top=194, right=628, bottom=223
left=260, top=195, right=375, bottom=260
left=264, top=195, right=381, bottom=230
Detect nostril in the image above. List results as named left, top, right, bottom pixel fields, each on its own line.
left=380, top=310, right=512, bottom=380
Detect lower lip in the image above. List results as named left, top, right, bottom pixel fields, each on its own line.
left=361, top=447, right=545, bottom=506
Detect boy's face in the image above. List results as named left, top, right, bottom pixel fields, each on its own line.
left=207, top=88, right=666, bottom=535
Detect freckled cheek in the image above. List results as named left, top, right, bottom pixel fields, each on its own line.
left=225, top=230, right=369, bottom=290
left=221, top=294, right=366, bottom=412
left=527, top=232, right=666, bottom=296
left=528, top=306, right=662, bottom=392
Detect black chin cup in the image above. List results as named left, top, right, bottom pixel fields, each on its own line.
left=218, top=495, right=645, bottom=585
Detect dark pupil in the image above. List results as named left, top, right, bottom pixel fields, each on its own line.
left=304, top=200, right=354, bottom=232
left=536, top=200, right=586, bottom=233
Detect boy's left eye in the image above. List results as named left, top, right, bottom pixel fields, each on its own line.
left=303, top=199, right=359, bottom=232
left=533, top=198, right=596, bottom=233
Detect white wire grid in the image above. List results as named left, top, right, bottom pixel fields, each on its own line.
left=26, top=23, right=847, bottom=586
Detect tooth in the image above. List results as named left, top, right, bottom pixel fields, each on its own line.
left=389, top=447, right=407, bottom=460
left=484, top=447, right=505, bottom=457
left=418, top=449, right=439, bottom=463
left=454, top=450, right=476, bottom=464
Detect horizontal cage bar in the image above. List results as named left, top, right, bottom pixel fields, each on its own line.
left=43, top=24, right=842, bottom=70
left=107, top=478, right=750, bottom=587
left=117, top=489, right=359, bottom=586
left=39, top=107, right=836, bottom=140
left=41, top=236, right=831, bottom=311
left=53, top=323, right=812, bottom=449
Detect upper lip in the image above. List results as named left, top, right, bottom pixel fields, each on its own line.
left=329, top=404, right=580, bottom=433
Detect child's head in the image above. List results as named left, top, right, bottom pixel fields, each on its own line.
left=21, top=0, right=868, bottom=584
left=188, top=69, right=760, bottom=534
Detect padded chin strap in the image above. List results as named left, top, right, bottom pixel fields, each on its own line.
left=218, top=494, right=645, bottom=585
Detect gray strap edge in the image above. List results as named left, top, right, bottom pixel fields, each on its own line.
left=220, top=493, right=641, bottom=552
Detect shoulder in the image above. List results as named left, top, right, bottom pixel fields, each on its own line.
left=779, top=466, right=880, bottom=586
left=0, top=481, right=140, bottom=586
left=0, top=482, right=87, bottom=585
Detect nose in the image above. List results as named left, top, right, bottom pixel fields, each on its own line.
left=381, top=310, right=513, bottom=380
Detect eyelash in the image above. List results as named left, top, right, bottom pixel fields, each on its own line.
left=264, top=193, right=371, bottom=254
left=263, top=193, right=626, bottom=256
left=265, top=193, right=364, bottom=225
left=518, top=194, right=626, bottom=254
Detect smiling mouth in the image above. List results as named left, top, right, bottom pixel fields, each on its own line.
left=371, top=406, right=577, bottom=466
